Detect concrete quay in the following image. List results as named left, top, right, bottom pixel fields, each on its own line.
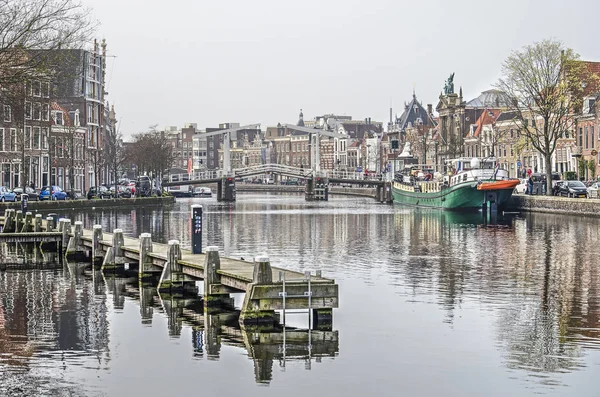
left=0, top=195, right=175, bottom=211
left=507, top=194, right=600, bottom=217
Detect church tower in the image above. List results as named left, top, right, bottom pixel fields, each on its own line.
left=297, top=109, right=305, bottom=127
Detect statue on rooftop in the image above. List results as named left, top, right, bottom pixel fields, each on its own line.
left=444, top=73, right=455, bottom=95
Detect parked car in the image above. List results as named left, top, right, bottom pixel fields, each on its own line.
left=13, top=186, right=39, bottom=201
left=87, top=185, right=113, bottom=200
left=135, top=176, right=152, bottom=197
left=0, top=186, right=17, bottom=202
left=514, top=178, right=527, bottom=194
left=556, top=180, right=588, bottom=198
left=39, top=186, right=68, bottom=201
left=587, top=182, right=600, bottom=198
left=193, top=186, right=212, bottom=197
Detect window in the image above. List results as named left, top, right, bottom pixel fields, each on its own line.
left=33, top=102, right=41, bottom=120
left=25, top=102, right=32, bottom=119
left=585, top=126, right=589, bottom=149
left=58, top=137, right=63, bottom=157
left=42, top=104, right=49, bottom=121
left=579, top=127, right=583, bottom=147
left=3, top=105, right=10, bottom=122
left=33, top=81, right=41, bottom=97
left=88, top=103, right=93, bottom=123
left=55, top=111, right=63, bottom=125
left=10, top=129, right=17, bottom=151
left=42, top=128, right=48, bottom=150
left=42, top=82, right=50, bottom=98
left=0, top=128, right=3, bottom=151
left=33, top=127, right=40, bottom=150
left=592, top=126, right=595, bottom=149
left=25, top=126, right=31, bottom=149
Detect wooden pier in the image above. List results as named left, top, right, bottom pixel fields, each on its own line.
left=0, top=209, right=339, bottom=326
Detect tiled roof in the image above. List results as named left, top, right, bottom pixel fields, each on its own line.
left=496, top=111, right=518, bottom=122
left=394, top=93, right=436, bottom=131
left=471, top=109, right=502, bottom=138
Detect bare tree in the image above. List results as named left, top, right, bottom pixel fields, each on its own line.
left=0, top=0, right=96, bottom=87
left=127, top=125, right=174, bottom=190
left=496, top=39, right=598, bottom=195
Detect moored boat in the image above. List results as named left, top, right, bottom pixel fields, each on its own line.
left=391, top=157, right=518, bottom=211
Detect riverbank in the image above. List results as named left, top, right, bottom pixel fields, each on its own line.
left=0, top=195, right=175, bottom=211
left=507, top=193, right=600, bottom=217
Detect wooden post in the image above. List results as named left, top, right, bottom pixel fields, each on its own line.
left=14, top=211, right=23, bottom=232
left=158, top=239, right=182, bottom=292
left=21, top=212, right=33, bottom=233
left=66, top=221, right=84, bottom=260
left=102, top=228, right=125, bottom=272
left=92, top=225, right=104, bottom=265
left=2, top=209, right=15, bottom=233
left=34, top=214, right=42, bottom=232
left=203, top=246, right=233, bottom=309
left=138, top=233, right=159, bottom=281
left=240, top=255, right=276, bottom=325
left=60, top=219, right=71, bottom=253
left=252, top=255, right=273, bottom=284
left=45, top=216, right=54, bottom=232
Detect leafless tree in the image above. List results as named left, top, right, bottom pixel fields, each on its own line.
left=127, top=125, right=174, bottom=186
left=0, top=0, right=96, bottom=87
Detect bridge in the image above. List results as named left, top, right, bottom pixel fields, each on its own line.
left=163, top=163, right=392, bottom=202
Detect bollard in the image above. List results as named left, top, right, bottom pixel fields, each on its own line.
left=61, top=219, right=71, bottom=252
left=48, top=213, right=58, bottom=230
left=45, top=216, right=54, bottom=231
left=14, top=211, right=23, bottom=232
left=34, top=214, right=42, bottom=232
left=138, top=233, right=156, bottom=281
left=2, top=209, right=15, bottom=233
left=158, top=240, right=182, bottom=292
left=57, top=218, right=65, bottom=233
left=21, top=212, right=33, bottom=233
left=240, top=255, right=275, bottom=324
left=66, top=221, right=84, bottom=260
left=203, top=246, right=232, bottom=308
left=252, top=255, right=273, bottom=284
left=112, top=228, right=125, bottom=266
left=92, top=225, right=103, bottom=264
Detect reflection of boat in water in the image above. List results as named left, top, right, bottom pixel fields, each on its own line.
left=391, top=157, right=518, bottom=211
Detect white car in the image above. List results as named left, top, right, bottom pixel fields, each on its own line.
left=587, top=182, right=600, bottom=198
left=515, top=178, right=528, bottom=194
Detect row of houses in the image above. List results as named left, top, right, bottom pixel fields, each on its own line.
left=0, top=40, right=117, bottom=194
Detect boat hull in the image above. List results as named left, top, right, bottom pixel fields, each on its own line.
left=391, top=181, right=515, bottom=211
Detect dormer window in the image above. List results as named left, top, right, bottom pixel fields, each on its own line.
left=54, top=111, right=63, bottom=125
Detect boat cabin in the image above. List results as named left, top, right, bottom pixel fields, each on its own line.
left=446, top=157, right=509, bottom=186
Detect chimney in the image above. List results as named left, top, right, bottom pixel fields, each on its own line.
left=427, top=104, right=433, bottom=116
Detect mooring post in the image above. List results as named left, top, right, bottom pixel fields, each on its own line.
left=21, top=212, right=33, bottom=233
left=61, top=219, right=71, bottom=253
left=102, top=228, right=125, bottom=272
left=14, top=211, right=23, bottom=233
left=34, top=214, right=42, bottom=232
left=158, top=240, right=183, bottom=293
left=2, top=209, right=15, bottom=233
left=92, top=225, right=104, bottom=265
left=45, top=216, right=54, bottom=232
left=66, top=221, right=84, bottom=260
left=138, top=233, right=159, bottom=282
left=203, top=246, right=233, bottom=310
left=240, top=255, right=276, bottom=325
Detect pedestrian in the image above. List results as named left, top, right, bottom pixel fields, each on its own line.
left=527, top=168, right=532, bottom=178
left=527, top=176, right=534, bottom=195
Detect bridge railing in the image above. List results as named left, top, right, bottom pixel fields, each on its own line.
left=166, top=170, right=221, bottom=183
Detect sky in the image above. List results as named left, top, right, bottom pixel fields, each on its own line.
left=83, top=0, right=600, bottom=138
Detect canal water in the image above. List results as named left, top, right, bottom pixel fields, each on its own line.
left=1, top=193, right=600, bottom=396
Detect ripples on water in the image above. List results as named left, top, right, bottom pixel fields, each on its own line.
left=1, top=193, right=600, bottom=396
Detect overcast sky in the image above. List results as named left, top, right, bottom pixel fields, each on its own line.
left=83, top=0, right=600, bottom=138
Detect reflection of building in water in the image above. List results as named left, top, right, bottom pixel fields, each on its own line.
left=0, top=267, right=110, bottom=366
left=392, top=209, right=600, bottom=376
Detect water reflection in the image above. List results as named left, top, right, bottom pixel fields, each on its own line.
left=2, top=195, right=600, bottom=394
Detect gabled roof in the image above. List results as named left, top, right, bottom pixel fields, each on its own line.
left=471, top=109, right=502, bottom=138
left=394, top=93, right=436, bottom=131
left=50, top=102, right=72, bottom=126
left=495, top=111, right=518, bottom=123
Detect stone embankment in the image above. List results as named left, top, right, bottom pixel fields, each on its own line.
left=507, top=194, right=600, bottom=217
left=0, top=196, right=175, bottom=211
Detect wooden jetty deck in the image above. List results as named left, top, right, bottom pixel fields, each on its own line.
left=0, top=209, right=339, bottom=326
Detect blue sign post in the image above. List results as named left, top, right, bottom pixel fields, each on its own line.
left=516, top=160, right=521, bottom=169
